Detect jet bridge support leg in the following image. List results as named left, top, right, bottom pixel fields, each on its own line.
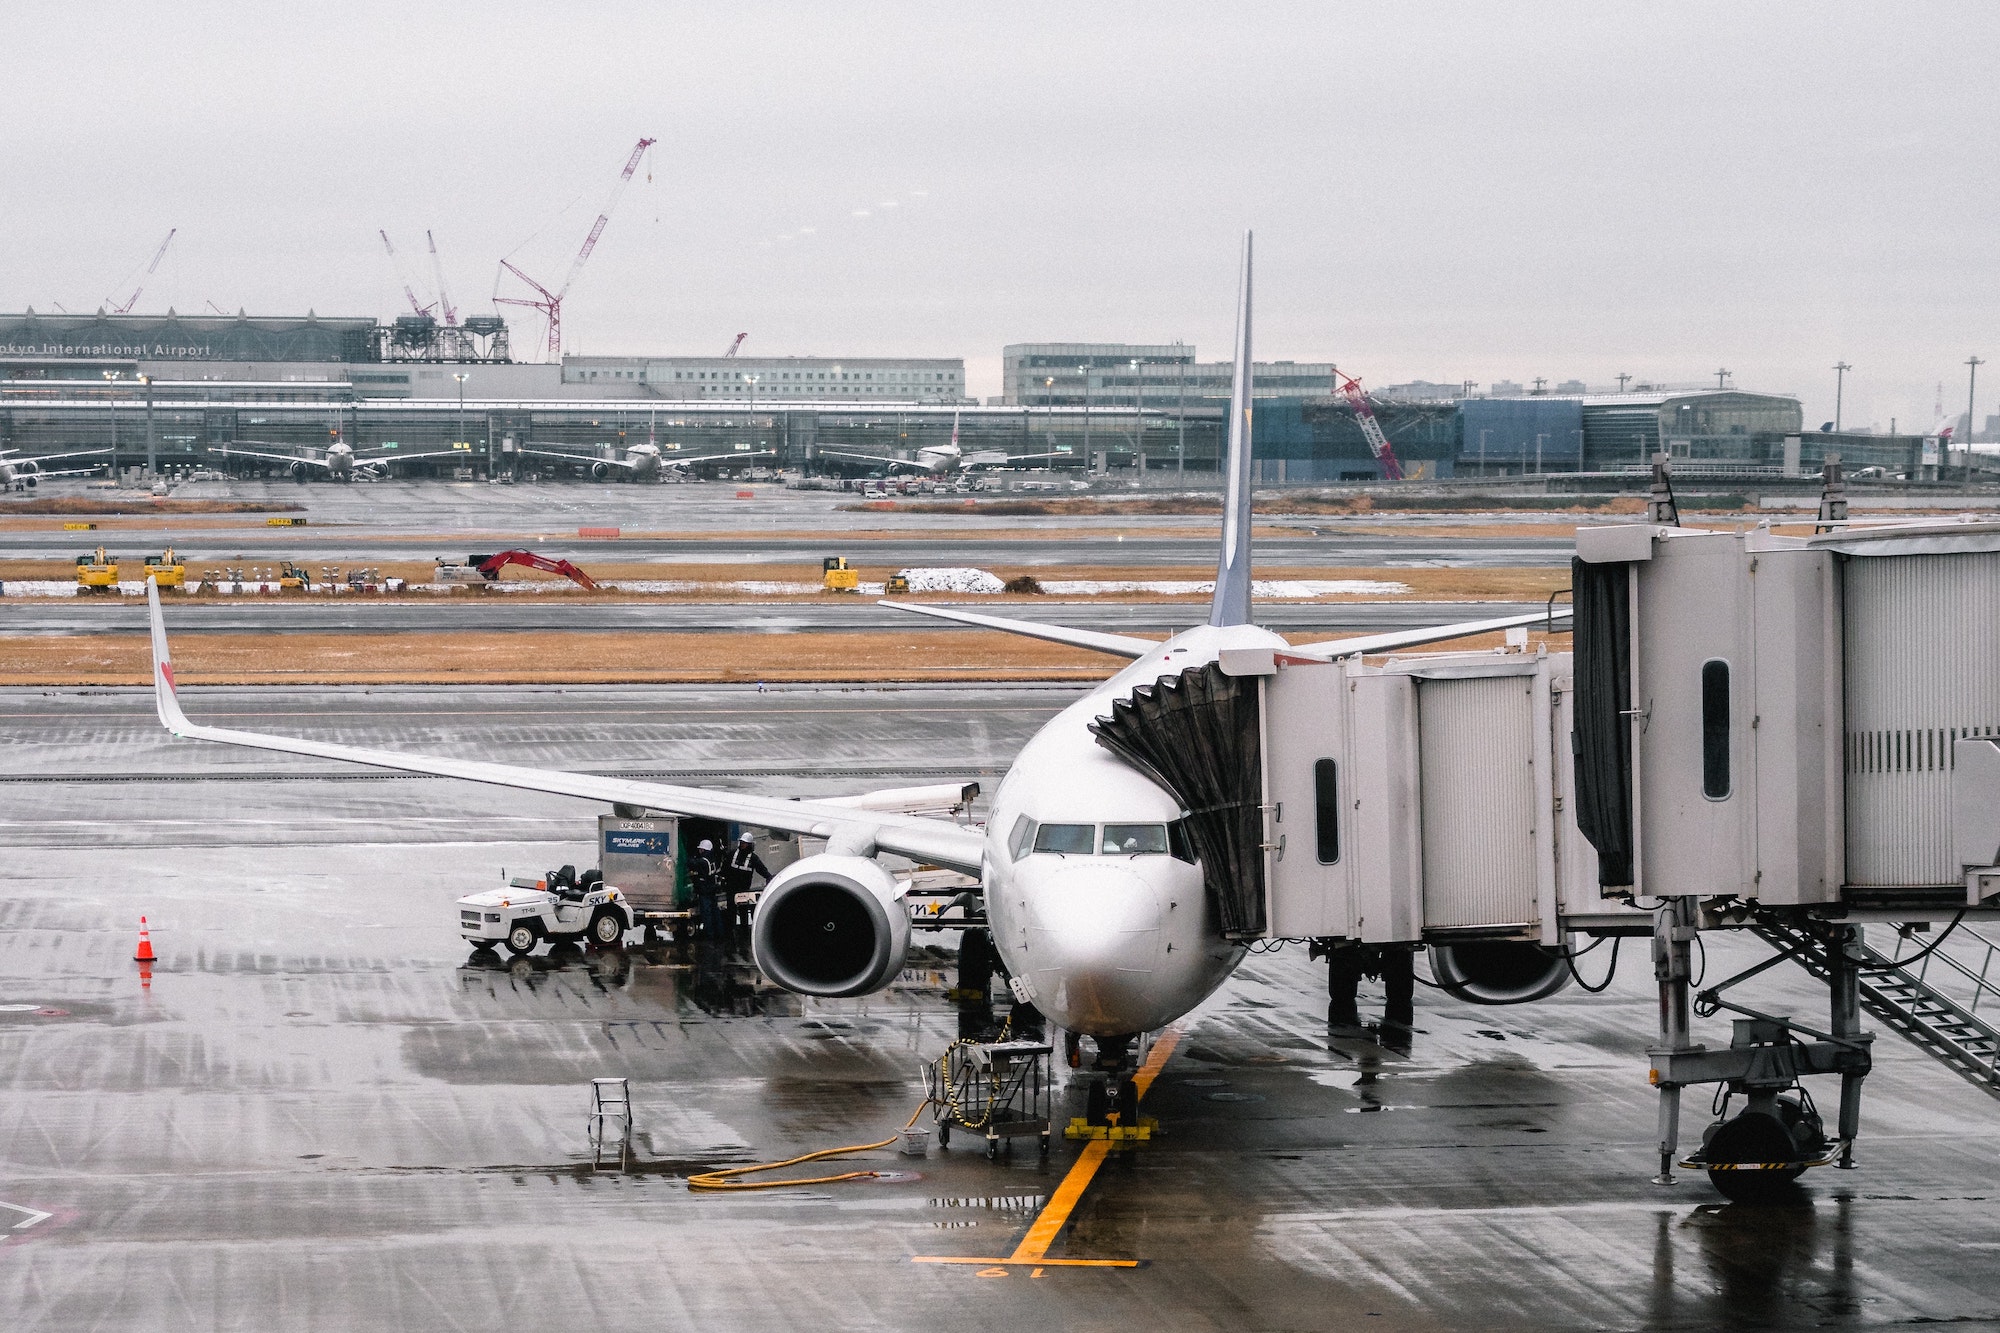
left=1830, top=925, right=1864, bottom=1170
left=1648, top=897, right=1699, bottom=1186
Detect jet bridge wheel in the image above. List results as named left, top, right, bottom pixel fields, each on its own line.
left=1704, top=1109, right=1809, bottom=1204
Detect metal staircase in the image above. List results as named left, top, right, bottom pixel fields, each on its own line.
left=1751, top=917, right=2000, bottom=1100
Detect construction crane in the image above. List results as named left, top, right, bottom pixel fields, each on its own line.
left=1334, top=369, right=1406, bottom=481
left=426, top=230, right=458, bottom=326
left=723, top=332, right=747, bottom=358
left=378, top=231, right=434, bottom=318
left=108, top=229, right=177, bottom=315
left=496, top=137, right=656, bottom=362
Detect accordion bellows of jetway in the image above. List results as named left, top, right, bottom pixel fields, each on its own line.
left=1572, top=519, right=2000, bottom=910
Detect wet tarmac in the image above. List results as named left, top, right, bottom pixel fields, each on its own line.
left=8, top=684, right=2000, bottom=1331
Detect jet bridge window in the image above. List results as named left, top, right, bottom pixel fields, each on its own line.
left=1313, top=758, right=1340, bottom=864
left=1032, top=823, right=1096, bottom=856
left=1100, top=824, right=1168, bottom=855
left=1701, top=659, right=1732, bottom=800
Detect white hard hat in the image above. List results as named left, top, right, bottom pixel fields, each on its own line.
left=737, top=831, right=755, bottom=842
left=696, top=839, right=713, bottom=851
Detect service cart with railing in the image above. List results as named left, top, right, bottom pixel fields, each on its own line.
left=925, top=1038, right=1053, bottom=1160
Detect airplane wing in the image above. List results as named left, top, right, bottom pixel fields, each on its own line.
left=27, top=463, right=114, bottom=480
left=878, top=599, right=1571, bottom=663
left=963, top=450, right=1070, bottom=471
left=1293, top=608, right=1572, bottom=658
left=208, top=445, right=331, bottom=471
left=814, top=448, right=920, bottom=472
left=145, top=580, right=985, bottom=874
left=357, top=450, right=469, bottom=467
left=876, top=599, right=1159, bottom=658
left=2, top=446, right=113, bottom=466
left=516, top=446, right=637, bottom=469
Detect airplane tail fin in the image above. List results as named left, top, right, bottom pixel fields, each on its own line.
left=1209, top=231, right=1255, bottom=628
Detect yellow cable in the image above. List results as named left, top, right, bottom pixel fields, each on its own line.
left=687, top=1101, right=934, bottom=1192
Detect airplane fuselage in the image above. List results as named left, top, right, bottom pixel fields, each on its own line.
left=980, top=621, right=1286, bottom=1036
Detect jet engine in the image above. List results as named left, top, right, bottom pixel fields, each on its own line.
left=750, top=854, right=909, bottom=998
left=590, top=461, right=612, bottom=481
left=289, top=460, right=311, bottom=480
left=1427, top=939, right=1572, bottom=1005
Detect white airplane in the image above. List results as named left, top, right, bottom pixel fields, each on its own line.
left=816, top=413, right=1068, bottom=477
left=144, top=234, right=1566, bottom=1105
left=516, top=440, right=777, bottom=481
left=208, top=440, right=465, bottom=482
left=0, top=446, right=113, bottom=490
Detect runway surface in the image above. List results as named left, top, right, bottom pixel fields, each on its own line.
left=4, top=599, right=1549, bottom=637
left=6, top=684, right=2000, bottom=1330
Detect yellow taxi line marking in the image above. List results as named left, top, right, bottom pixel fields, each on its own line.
left=1004, top=1025, right=1182, bottom=1265
left=909, top=1256, right=1140, bottom=1269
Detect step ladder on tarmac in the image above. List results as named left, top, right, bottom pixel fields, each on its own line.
left=1752, top=919, right=2000, bottom=1099
left=588, top=1077, right=633, bottom=1172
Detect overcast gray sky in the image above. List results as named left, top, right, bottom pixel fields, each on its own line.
left=8, top=2, right=1998, bottom=428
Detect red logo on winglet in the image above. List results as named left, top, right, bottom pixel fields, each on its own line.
left=160, top=662, right=176, bottom=692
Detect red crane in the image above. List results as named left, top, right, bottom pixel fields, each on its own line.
left=1334, top=369, right=1406, bottom=481
left=379, top=231, right=434, bottom=318
left=426, top=230, right=459, bottom=326
left=109, top=229, right=177, bottom=315
left=496, top=137, right=656, bottom=361
left=723, top=332, right=747, bottom=357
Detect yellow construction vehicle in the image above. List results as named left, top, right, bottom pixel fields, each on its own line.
left=75, top=546, right=118, bottom=592
left=822, top=556, right=859, bottom=593
left=884, top=572, right=911, bottom=595
left=142, top=549, right=185, bottom=589
left=278, top=562, right=313, bottom=592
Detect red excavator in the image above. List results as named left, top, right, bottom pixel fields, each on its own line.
left=465, top=549, right=599, bottom=590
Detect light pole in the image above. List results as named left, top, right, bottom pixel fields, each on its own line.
left=1079, top=363, right=1091, bottom=462
left=1715, top=367, right=1731, bottom=390
left=747, top=375, right=760, bottom=460
left=452, top=372, right=470, bottom=472
left=1617, top=373, right=1632, bottom=393
left=1130, top=357, right=1142, bottom=460
left=1832, top=361, right=1850, bottom=432
left=1535, top=432, right=1547, bottom=476
left=1479, top=428, right=1488, bottom=477
left=140, top=374, right=154, bottom=477
left=1965, top=356, right=1983, bottom=483
left=103, top=370, right=120, bottom=475
left=1174, top=340, right=1186, bottom=477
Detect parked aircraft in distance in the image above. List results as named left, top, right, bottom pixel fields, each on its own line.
left=515, top=440, right=776, bottom=481
left=207, top=440, right=464, bottom=482
left=145, top=234, right=1566, bottom=1121
left=816, top=412, right=1068, bottom=477
left=0, top=446, right=112, bottom=490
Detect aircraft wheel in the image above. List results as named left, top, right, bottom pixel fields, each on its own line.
left=1085, top=1079, right=1109, bottom=1126
left=1118, top=1077, right=1141, bottom=1124
left=504, top=922, right=539, bottom=956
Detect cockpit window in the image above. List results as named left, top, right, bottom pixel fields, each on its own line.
left=1032, top=823, right=1096, bottom=855
left=1008, top=815, right=1037, bottom=862
left=1100, top=823, right=1168, bottom=855
left=1168, top=819, right=1196, bottom=865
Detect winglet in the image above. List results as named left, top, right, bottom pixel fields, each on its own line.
left=876, top=599, right=1157, bottom=659
left=146, top=577, right=193, bottom=735
left=1209, top=230, right=1256, bottom=628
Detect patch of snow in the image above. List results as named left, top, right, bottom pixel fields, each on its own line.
left=894, top=567, right=1006, bottom=594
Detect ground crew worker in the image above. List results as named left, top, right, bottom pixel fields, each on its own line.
left=689, top=839, right=724, bottom=938
left=724, top=832, right=772, bottom=938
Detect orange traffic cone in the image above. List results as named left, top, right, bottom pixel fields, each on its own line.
left=134, top=916, right=156, bottom=963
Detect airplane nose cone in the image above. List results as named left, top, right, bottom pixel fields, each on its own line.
left=1020, top=863, right=1167, bottom=1033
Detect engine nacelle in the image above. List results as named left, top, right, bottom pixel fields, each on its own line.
left=751, top=854, right=909, bottom=998
left=289, top=460, right=311, bottom=480
left=1428, top=939, right=1572, bottom=1005
left=590, top=461, right=612, bottom=481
